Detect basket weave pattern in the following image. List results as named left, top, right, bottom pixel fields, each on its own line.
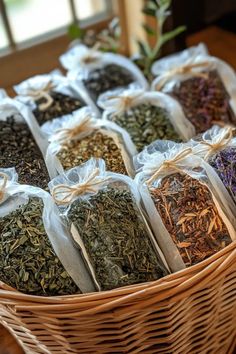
left=0, top=242, right=236, bottom=354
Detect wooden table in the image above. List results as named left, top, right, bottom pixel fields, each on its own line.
left=187, top=25, right=236, bottom=69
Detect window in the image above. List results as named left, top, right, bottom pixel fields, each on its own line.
left=0, top=13, right=8, bottom=49
left=0, top=0, right=113, bottom=53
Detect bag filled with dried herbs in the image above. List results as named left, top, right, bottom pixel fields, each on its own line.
left=0, top=98, right=50, bottom=189
left=99, top=87, right=195, bottom=152
left=60, top=44, right=148, bottom=105
left=14, top=70, right=98, bottom=125
left=45, top=106, right=136, bottom=178
left=0, top=168, right=95, bottom=295
left=191, top=125, right=236, bottom=208
left=49, top=158, right=168, bottom=291
left=135, top=141, right=236, bottom=272
left=151, top=52, right=236, bottom=133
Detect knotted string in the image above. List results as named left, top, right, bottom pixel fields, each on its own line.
left=107, top=91, right=144, bottom=115
left=53, top=114, right=94, bottom=145
left=201, top=127, right=234, bottom=160
left=80, top=43, right=101, bottom=65
left=155, top=61, right=211, bottom=91
left=23, top=81, right=55, bottom=111
left=52, top=168, right=107, bottom=205
left=0, top=172, right=8, bottom=202
left=146, top=148, right=193, bottom=186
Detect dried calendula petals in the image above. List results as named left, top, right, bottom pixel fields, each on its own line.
left=57, top=130, right=127, bottom=175
left=150, top=173, right=232, bottom=266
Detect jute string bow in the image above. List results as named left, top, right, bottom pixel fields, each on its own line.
left=53, top=114, right=94, bottom=145
left=201, top=127, right=234, bottom=160
left=52, top=168, right=107, bottom=205
left=155, top=61, right=211, bottom=91
left=23, top=81, right=55, bottom=111
left=146, top=148, right=192, bottom=186
left=107, top=92, right=144, bottom=115
left=80, top=43, right=101, bottom=65
left=0, top=172, right=8, bottom=203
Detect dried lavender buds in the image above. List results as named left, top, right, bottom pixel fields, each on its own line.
left=33, top=92, right=85, bottom=125
left=57, top=131, right=128, bottom=174
left=68, top=187, right=166, bottom=290
left=108, top=103, right=181, bottom=152
left=0, top=116, right=49, bottom=189
left=170, top=70, right=236, bottom=133
left=0, top=197, right=78, bottom=296
left=208, top=147, right=236, bottom=204
left=83, top=64, right=134, bottom=102
left=150, top=173, right=232, bottom=266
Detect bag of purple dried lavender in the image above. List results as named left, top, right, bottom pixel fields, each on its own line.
left=151, top=50, right=236, bottom=134
left=191, top=125, right=236, bottom=209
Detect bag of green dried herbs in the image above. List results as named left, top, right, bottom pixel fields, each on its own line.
left=98, top=87, right=195, bottom=152
left=135, top=141, right=236, bottom=272
left=60, top=44, right=148, bottom=105
left=14, top=69, right=99, bottom=126
left=190, top=125, right=236, bottom=209
left=45, top=106, right=136, bottom=178
left=151, top=52, right=236, bottom=134
left=49, top=158, right=169, bottom=291
left=0, top=168, right=95, bottom=295
left=0, top=98, right=50, bottom=189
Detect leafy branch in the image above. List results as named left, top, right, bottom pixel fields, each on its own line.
left=136, top=0, right=186, bottom=79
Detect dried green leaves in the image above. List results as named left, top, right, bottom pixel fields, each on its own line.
left=68, top=187, right=166, bottom=290
left=0, top=197, right=79, bottom=296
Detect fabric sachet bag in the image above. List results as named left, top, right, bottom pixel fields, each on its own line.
left=99, top=87, right=195, bottom=152
left=151, top=53, right=236, bottom=133
left=46, top=106, right=136, bottom=178
left=49, top=158, right=168, bottom=291
left=0, top=168, right=95, bottom=295
left=135, top=141, right=236, bottom=272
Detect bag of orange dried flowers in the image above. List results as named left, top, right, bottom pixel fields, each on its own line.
left=135, top=141, right=236, bottom=272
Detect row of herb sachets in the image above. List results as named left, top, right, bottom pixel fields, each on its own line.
left=0, top=164, right=169, bottom=296
left=0, top=124, right=235, bottom=297
left=2, top=42, right=236, bottom=190
left=59, top=42, right=236, bottom=134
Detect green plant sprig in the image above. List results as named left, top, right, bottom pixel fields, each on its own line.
left=137, top=0, right=186, bottom=79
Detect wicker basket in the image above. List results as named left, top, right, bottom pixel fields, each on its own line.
left=0, top=241, right=236, bottom=354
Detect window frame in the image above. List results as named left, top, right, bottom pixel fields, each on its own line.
left=0, top=0, right=113, bottom=54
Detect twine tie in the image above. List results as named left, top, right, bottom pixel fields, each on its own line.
left=0, top=172, right=8, bottom=202
left=201, top=127, right=234, bottom=160
left=52, top=168, right=107, bottom=205
left=155, top=61, right=211, bottom=91
left=54, top=114, right=94, bottom=145
left=23, top=81, right=55, bottom=111
left=146, top=148, right=192, bottom=186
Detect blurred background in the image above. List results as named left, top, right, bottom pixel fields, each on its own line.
left=0, top=0, right=236, bottom=89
